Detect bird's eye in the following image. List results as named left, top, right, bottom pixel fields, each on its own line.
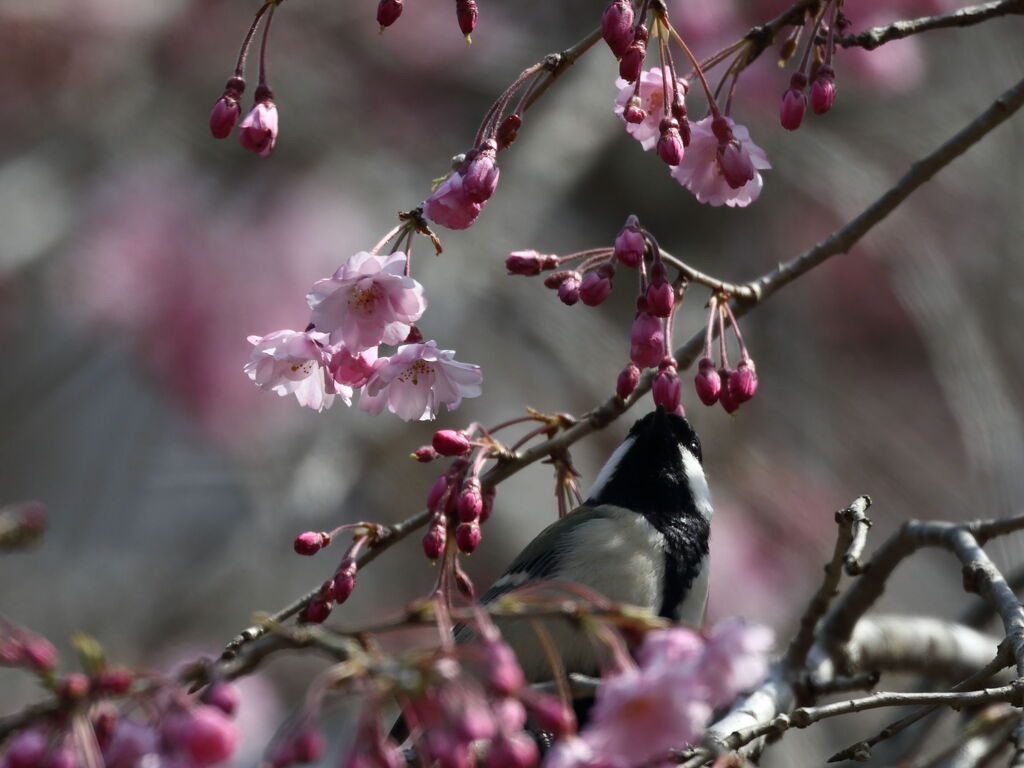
left=689, top=438, right=702, bottom=463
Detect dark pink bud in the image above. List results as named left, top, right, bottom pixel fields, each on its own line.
left=652, top=365, right=681, bottom=412
left=719, top=368, right=740, bottom=414
left=294, top=531, right=327, bottom=556
left=299, top=599, right=332, bottom=623
left=810, top=65, right=836, bottom=114
left=433, top=429, right=472, bottom=456
left=333, top=559, right=357, bottom=604
left=579, top=264, right=615, bottom=306
left=544, top=270, right=577, bottom=290
left=645, top=262, right=673, bottom=317
left=506, top=250, right=558, bottom=276
left=717, top=141, right=755, bottom=189
left=426, top=474, right=450, bottom=511
left=694, top=357, right=721, bottom=406
left=486, top=735, right=539, bottom=768
left=710, top=115, right=733, bottom=144
left=462, top=142, right=500, bottom=203
left=618, top=39, right=646, bottom=83
left=455, top=521, right=481, bottom=553
left=60, top=672, right=90, bottom=701
left=497, top=113, right=522, bottom=150
left=292, top=724, right=327, bottom=763
left=525, top=694, right=575, bottom=735
left=239, top=86, right=278, bottom=158
left=480, top=486, right=496, bottom=523
left=601, top=0, right=635, bottom=58
left=557, top=272, right=582, bottom=306
left=6, top=729, right=48, bottom=768
left=614, top=221, right=645, bottom=268
left=457, top=478, right=483, bottom=522
left=484, top=640, right=525, bottom=695
left=404, top=325, right=425, bottom=344
left=169, top=706, right=238, bottom=767
left=377, top=0, right=403, bottom=28
left=92, top=709, right=117, bottom=751
left=96, top=666, right=134, bottom=696
left=617, top=363, right=641, bottom=399
left=423, top=520, right=447, bottom=560
left=630, top=312, right=664, bottom=369
left=209, top=76, right=245, bottom=139
left=413, top=446, right=440, bottom=462
left=656, top=118, right=684, bottom=166
left=203, top=683, right=239, bottom=717
left=456, top=0, right=478, bottom=37
left=779, top=72, right=807, bottom=131
left=729, top=358, right=758, bottom=403
left=623, top=97, right=647, bottom=124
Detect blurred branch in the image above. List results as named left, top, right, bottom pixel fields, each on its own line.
left=836, top=0, right=1024, bottom=51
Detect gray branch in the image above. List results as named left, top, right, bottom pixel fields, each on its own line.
left=836, top=0, right=1024, bottom=51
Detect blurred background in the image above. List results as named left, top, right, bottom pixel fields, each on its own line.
left=0, top=0, right=1022, bottom=762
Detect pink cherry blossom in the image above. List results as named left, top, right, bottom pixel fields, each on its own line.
left=670, top=116, right=770, bottom=207
left=359, top=341, right=482, bottom=421
left=238, top=94, right=278, bottom=158
left=327, top=344, right=378, bottom=388
left=307, top=251, right=425, bottom=353
left=244, top=330, right=343, bottom=411
left=614, top=67, right=688, bottom=151
left=423, top=170, right=486, bottom=230
left=700, top=618, right=774, bottom=706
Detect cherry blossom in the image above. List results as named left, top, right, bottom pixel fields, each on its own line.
left=238, top=90, right=278, bottom=158
left=614, top=67, right=688, bottom=151
left=307, top=251, right=425, bottom=353
left=359, top=341, right=482, bottom=421
left=670, top=116, right=770, bottom=207
left=244, top=330, right=342, bottom=411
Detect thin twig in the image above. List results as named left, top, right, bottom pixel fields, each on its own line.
left=836, top=0, right=1024, bottom=51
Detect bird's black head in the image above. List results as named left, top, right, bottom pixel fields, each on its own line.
left=585, top=407, right=709, bottom=522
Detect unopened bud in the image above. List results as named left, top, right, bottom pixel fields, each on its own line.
left=426, top=474, right=450, bottom=511
left=456, top=521, right=481, bottom=553
left=645, top=262, right=674, bottom=317
left=544, top=269, right=577, bottom=290
left=614, top=219, right=645, bottom=268
left=506, top=250, right=557, bottom=277
left=456, top=0, right=478, bottom=39
left=413, top=446, right=440, bottom=462
left=60, top=672, right=91, bottom=702
left=457, top=478, right=484, bottom=522
left=630, top=312, right=664, bottom=369
left=557, top=272, right=582, bottom=306
left=601, top=0, right=635, bottom=58
left=294, top=531, right=328, bottom=556
left=525, top=693, right=575, bottom=735
left=810, top=65, right=837, bottom=114
left=96, top=667, right=134, bottom=696
left=717, top=141, right=755, bottom=189
left=299, top=599, right=332, bottom=624
left=729, top=358, right=758, bottom=403
left=433, top=429, right=472, bottom=456
left=333, top=559, right=357, bottom=604
left=579, top=263, right=615, bottom=307
left=652, top=364, right=681, bottom=412
left=461, top=141, right=500, bottom=203
left=656, top=117, right=684, bottom=166
left=694, top=357, right=721, bottom=406
left=497, top=113, right=522, bottom=150
left=209, top=76, right=245, bottom=139
left=617, top=363, right=641, bottom=399
left=377, top=0, right=403, bottom=28
left=423, top=520, right=447, bottom=561
left=719, top=368, right=740, bottom=414
left=618, top=40, right=646, bottom=83
left=623, top=97, right=647, bottom=125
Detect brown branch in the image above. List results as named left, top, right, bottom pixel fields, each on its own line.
left=836, top=0, right=1024, bottom=51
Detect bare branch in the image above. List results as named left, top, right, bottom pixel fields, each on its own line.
left=836, top=0, right=1024, bottom=51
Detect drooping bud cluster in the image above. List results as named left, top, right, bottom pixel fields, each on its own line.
left=295, top=525, right=377, bottom=623
left=777, top=3, right=841, bottom=131
left=246, top=249, right=483, bottom=419
left=694, top=296, right=758, bottom=414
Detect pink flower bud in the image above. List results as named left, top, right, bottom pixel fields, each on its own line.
left=413, top=446, right=439, bottom=462
left=579, top=264, right=615, bottom=306
left=630, top=312, right=664, bottom=369
left=614, top=220, right=645, bottom=268
left=729, top=358, right=758, bottom=403
left=433, top=429, right=472, bottom=457
left=333, top=559, right=357, bottom=604
left=623, top=97, right=647, bottom=125
left=656, top=118, right=684, bottom=166
left=96, top=667, right=134, bottom=696
left=423, top=520, right=447, bottom=560
left=645, top=262, right=673, bottom=317
left=717, top=141, right=755, bottom=189
left=652, top=365, right=681, bottom=412
left=299, top=599, right=332, bottom=623
left=377, top=0, right=403, bottom=28
left=480, top=486, right=496, bottom=523
left=497, top=113, right=522, bottom=150
left=22, top=635, right=58, bottom=671
left=486, top=734, right=539, bottom=768
left=167, top=705, right=238, bottom=767
left=694, top=357, right=721, bottom=406
left=618, top=40, right=646, bottom=83
left=525, top=693, right=575, bottom=735
left=456, top=0, right=478, bottom=37
left=457, top=478, right=483, bottom=522
left=6, top=728, right=48, bottom=768
left=60, top=672, right=90, bottom=702
left=601, top=0, right=635, bottom=58
left=557, top=272, right=582, bottom=306
left=506, top=250, right=557, bottom=276
left=427, top=474, right=450, bottom=511
left=203, top=683, right=239, bottom=717
left=461, top=142, right=500, bottom=203
left=810, top=65, right=837, bottom=114
left=617, top=362, right=641, bottom=399
left=718, top=368, right=740, bottom=414
left=779, top=72, right=807, bottom=131
left=294, top=531, right=328, bottom=556
left=483, top=641, right=525, bottom=695
left=239, top=86, right=278, bottom=158
left=209, top=76, right=245, bottom=139
left=456, top=521, right=481, bottom=553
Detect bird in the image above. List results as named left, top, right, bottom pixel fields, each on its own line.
left=478, top=406, right=713, bottom=684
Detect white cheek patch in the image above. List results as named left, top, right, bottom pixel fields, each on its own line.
left=586, top=436, right=636, bottom=500
left=681, top=447, right=714, bottom=521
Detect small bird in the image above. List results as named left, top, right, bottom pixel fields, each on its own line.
left=480, top=406, right=713, bottom=683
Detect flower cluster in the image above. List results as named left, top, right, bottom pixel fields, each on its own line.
left=548, top=619, right=774, bottom=768
left=694, top=295, right=758, bottom=414
left=605, top=2, right=771, bottom=208
left=245, top=250, right=482, bottom=420
left=290, top=523, right=377, bottom=623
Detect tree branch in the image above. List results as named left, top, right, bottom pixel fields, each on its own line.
left=836, top=0, right=1024, bottom=51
